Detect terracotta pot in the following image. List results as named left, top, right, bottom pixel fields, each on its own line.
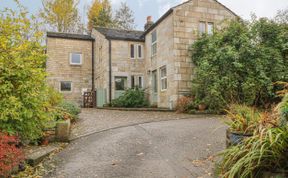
left=41, top=138, right=49, bottom=146
left=198, top=104, right=207, bottom=111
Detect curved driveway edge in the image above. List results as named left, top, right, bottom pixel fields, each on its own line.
left=70, top=109, right=222, bottom=141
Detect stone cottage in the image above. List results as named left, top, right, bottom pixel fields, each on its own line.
left=46, top=0, right=238, bottom=108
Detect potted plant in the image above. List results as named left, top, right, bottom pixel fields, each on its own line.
left=225, top=104, right=260, bottom=147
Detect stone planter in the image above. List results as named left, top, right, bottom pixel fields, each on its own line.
left=56, top=120, right=71, bottom=142
left=226, top=129, right=253, bottom=147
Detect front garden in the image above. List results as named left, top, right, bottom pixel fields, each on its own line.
left=0, top=4, right=80, bottom=177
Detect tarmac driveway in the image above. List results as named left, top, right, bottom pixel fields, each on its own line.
left=46, top=110, right=226, bottom=178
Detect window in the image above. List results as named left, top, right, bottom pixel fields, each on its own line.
left=138, top=45, right=143, bottom=59
left=115, top=77, right=127, bottom=91
left=151, top=30, right=157, bottom=56
left=131, top=75, right=135, bottom=88
left=60, top=81, right=72, bottom=92
left=160, top=66, right=167, bottom=90
left=207, top=22, right=214, bottom=35
left=138, top=76, right=144, bottom=88
left=70, top=53, right=82, bottom=65
left=199, top=21, right=206, bottom=35
left=131, top=75, right=144, bottom=88
left=130, top=44, right=135, bottom=59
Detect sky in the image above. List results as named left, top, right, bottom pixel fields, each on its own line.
left=1, top=0, right=288, bottom=30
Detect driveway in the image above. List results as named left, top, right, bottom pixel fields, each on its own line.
left=46, top=110, right=226, bottom=178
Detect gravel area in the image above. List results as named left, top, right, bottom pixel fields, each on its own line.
left=70, top=109, right=221, bottom=140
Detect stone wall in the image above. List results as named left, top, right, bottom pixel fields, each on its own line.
left=173, top=0, right=237, bottom=95
left=46, top=37, right=93, bottom=105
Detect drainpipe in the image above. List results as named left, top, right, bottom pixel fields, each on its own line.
left=109, top=39, right=112, bottom=103
left=92, top=40, right=96, bottom=108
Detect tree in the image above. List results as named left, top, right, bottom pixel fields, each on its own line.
left=40, top=0, right=84, bottom=33
left=88, top=0, right=113, bottom=30
left=114, top=2, right=136, bottom=30
left=275, top=8, right=288, bottom=24
left=0, top=3, right=53, bottom=141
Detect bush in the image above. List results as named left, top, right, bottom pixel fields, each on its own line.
left=175, top=96, right=194, bottom=113
left=190, top=19, right=288, bottom=111
left=0, top=5, right=54, bottom=141
left=57, top=101, right=81, bottom=121
left=0, top=133, right=24, bottom=177
left=111, top=88, right=149, bottom=108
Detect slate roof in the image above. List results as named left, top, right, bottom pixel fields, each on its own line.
left=47, top=32, right=95, bottom=41
left=95, top=27, right=145, bottom=42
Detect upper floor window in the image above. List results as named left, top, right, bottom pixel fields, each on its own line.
left=70, top=53, right=82, bottom=65
left=160, top=66, right=167, bottom=91
left=151, top=30, right=157, bottom=56
left=60, top=81, right=72, bottom=92
left=199, top=21, right=206, bottom=35
left=130, top=44, right=135, bottom=59
left=199, top=21, right=214, bottom=35
left=138, top=45, right=143, bottom=59
left=207, top=22, right=214, bottom=35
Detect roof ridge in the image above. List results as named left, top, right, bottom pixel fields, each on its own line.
left=95, top=26, right=144, bottom=33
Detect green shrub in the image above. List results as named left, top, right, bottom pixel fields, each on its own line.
left=0, top=6, right=53, bottom=141
left=111, top=88, right=149, bottom=108
left=190, top=19, right=288, bottom=111
left=58, top=101, right=81, bottom=121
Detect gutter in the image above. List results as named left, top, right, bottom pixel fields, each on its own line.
left=108, top=39, right=112, bottom=103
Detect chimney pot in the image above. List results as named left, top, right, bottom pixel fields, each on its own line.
left=144, top=16, right=154, bottom=31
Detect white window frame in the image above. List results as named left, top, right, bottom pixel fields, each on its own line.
left=137, top=44, right=144, bottom=59
left=130, top=44, right=136, bottom=59
left=59, top=81, right=72, bottom=93
left=151, top=30, right=157, bottom=57
left=70, top=53, right=82, bottom=65
left=160, top=66, right=167, bottom=91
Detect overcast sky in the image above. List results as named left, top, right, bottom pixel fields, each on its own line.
left=1, top=0, right=288, bottom=30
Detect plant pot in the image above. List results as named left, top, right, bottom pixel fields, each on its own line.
left=226, top=129, right=253, bottom=147
left=198, top=104, right=207, bottom=111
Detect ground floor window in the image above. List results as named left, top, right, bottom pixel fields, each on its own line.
left=60, top=81, right=72, bottom=92
left=115, top=77, right=127, bottom=91
left=160, top=66, right=167, bottom=90
left=131, top=75, right=144, bottom=88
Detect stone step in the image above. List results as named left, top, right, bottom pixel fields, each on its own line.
left=24, top=144, right=60, bottom=166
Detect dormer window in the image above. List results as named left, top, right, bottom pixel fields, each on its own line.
left=70, top=53, right=82, bottom=65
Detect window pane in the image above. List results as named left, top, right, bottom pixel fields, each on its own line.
left=138, top=45, right=142, bottom=58
left=152, top=31, right=157, bottom=43
left=199, top=22, right=206, bottom=35
left=152, top=43, right=157, bottom=56
left=161, top=67, right=167, bottom=78
left=139, top=76, right=143, bottom=88
left=130, top=44, right=135, bottom=58
left=208, top=22, right=214, bottom=35
left=60, top=81, right=72, bottom=91
left=115, top=77, right=127, bottom=90
left=131, top=76, right=135, bottom=88
left=71, top=53, right=81, bottom=64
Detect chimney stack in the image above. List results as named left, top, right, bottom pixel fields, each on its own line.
left=144, top=16, right=154, bottom=31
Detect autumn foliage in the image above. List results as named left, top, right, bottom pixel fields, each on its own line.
left=0, top=133, right=24, bottom=177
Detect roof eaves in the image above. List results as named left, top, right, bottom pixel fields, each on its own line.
left=47, top=32, right=95, bottom=41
